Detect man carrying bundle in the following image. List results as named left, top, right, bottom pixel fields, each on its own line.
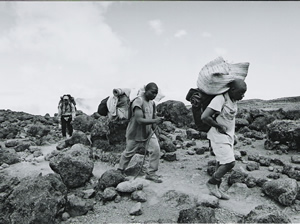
left=201, top=78, right=247, bottom=199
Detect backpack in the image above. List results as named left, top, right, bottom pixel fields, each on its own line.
left=59, top=94, right=77, bottom=111
left=186, top=88, right=215, bottom=132
left=127, top=97, right=156, bottom=120
left=97, top=96, right=109, bottom=116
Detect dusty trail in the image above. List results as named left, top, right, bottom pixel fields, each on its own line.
left=2, top=138, right=300, bottom=223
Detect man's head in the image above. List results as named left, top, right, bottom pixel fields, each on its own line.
left=63, top=95, right=70, bottom=105
left=144, top=82, right=158, bottom=101
left=228, top=79, right=247, bottom=101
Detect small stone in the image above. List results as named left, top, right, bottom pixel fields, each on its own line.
left=187, top=150, right=195, bottom=155
left=114, top=195, right=122, bottom=203
left=1, top=163, right=9, bottom=168
left=61, top=212, right=70, bottom=221
left=129, top=202, right=142, bottom=216
left=268, top=166, right=274, bottom=172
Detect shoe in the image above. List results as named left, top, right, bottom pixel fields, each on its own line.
left=145, top=174, right=163, bottom=183
left=219, top=189, right=230, bottom=200
left=206, top=182, right=221, bottom=199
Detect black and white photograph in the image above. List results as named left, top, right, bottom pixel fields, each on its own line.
left=0, top=1, right=299, bottom=223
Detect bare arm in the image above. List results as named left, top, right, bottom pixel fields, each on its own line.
left=201, top=107, right=227, bottom=134
left=134, top=107, right=163, bottom=125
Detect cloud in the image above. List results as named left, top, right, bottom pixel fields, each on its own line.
left=174, top=29, right=187, bottom=38
left=0, top=2, right=133, bottom=115
left=214, top=47, right=228, bottom=55
left=148, top=19, right=163, bottom=35
left=202, top=31, right=212, bottom=38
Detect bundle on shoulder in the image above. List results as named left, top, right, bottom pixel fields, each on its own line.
left=187, top=57, right=250, bottom=132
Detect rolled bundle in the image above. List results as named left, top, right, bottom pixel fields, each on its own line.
left=113, top=88, right=123, bottom=96
left=113, top=88, right=131, bottom=97
left=197, top=57, right=249, bottom=95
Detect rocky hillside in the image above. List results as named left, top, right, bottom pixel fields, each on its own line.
left=0, top=97, right=300, bottom=223
left=238, top=95, right=300, bottom=111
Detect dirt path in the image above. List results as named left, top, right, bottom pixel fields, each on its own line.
left=1, top=138, right=300, bottom=223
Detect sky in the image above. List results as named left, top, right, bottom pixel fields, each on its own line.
left=0, top=1, right=299, bottom=116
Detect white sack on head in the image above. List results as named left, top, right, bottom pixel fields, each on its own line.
left=197, top=57, right=250, bottom=95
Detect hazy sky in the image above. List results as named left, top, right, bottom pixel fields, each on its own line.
left=1, top=1, right=299, bottom=116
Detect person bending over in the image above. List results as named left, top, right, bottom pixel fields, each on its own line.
left=201, top=79, right=247, bottom=199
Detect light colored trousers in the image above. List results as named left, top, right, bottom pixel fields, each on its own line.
left=118, top=134, right=160, bottom=175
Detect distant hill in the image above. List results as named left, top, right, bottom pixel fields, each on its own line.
left=238, top=96, right=300, bottom=111
left=185, top=96, right=300, bottom=112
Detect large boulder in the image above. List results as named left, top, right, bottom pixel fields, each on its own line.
left=282, top=165, right=300, bottom=181
left=262, top=178, right=299, bottom=206
left=49, top=144, right=94, bottom=188
left=0, top=173, right=67, bottom=224
left=90, top=118, right=110, bottom=143
left=0, top=123, right=20, bottom=139
left=157, top=100, right=193, bottom=128
left=72, top=114, right=95, bottom=133
left=26, top=124, right=51, bottom=137
left=249, top=114, right=276, bottom=132
left=65, top=130, right=91, bottom=147
left=0, top=148, right=20, bottom=165
left=235, top=118, right=249, bottom=131
left=178, top=205, right=240, bottom=223
left=160, top=139, right=177, bottom=153
left=106, top=119, right=129, bottom=145
left=94, top=169, right=126, bottom=191
left=243, top=204, right=291, bottom=223
left=266, top=119, right=300, bottom=151
left=5, top=139, right=34, bottom=152
left=65, top=194, right=94, bottom=217
left=228, top=170, right=248, bottom=186
left=160, top=121, right=176, bottom=133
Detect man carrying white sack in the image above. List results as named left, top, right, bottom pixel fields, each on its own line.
left=201, top=79, right=247, bottom=199
left=193, top=57, right=249, bottom=199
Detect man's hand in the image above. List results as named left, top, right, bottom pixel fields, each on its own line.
left=154, top=117, right=164, bottom=124
left=217, top=125, right=227, bottom=135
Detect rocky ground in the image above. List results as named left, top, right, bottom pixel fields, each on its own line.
left=1, top=96, right=300, bottom=223
left=1, top=133, right=300, bottom=223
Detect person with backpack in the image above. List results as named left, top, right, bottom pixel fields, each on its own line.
left=118, top=82, right=164, bottom=183
left=58, top=94, right=76, bottom=138
left=201, top=79, right=247, bottom=199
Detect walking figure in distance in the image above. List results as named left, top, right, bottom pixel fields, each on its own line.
left=58, top=94, right=76, bottom=138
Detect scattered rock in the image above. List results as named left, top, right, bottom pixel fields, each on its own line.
left=94, top=169, right=126, bottom=191
left=243, top=204, right=291, bottom=223
left=131, top=190, right=147, bottom=202
left=49, top=144, right=94, bottom=188
left=116, top=181, right=143, bottom=193
left=291, top=155, right=300, bottom=164
left=262, top=178, right=298, bottom=206
left=66, top=194, right=94, bottom=217
left=129, top=202, right=142, bottom=216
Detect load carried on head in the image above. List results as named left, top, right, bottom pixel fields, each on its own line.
left=186, top=57, right=250, bottom=132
